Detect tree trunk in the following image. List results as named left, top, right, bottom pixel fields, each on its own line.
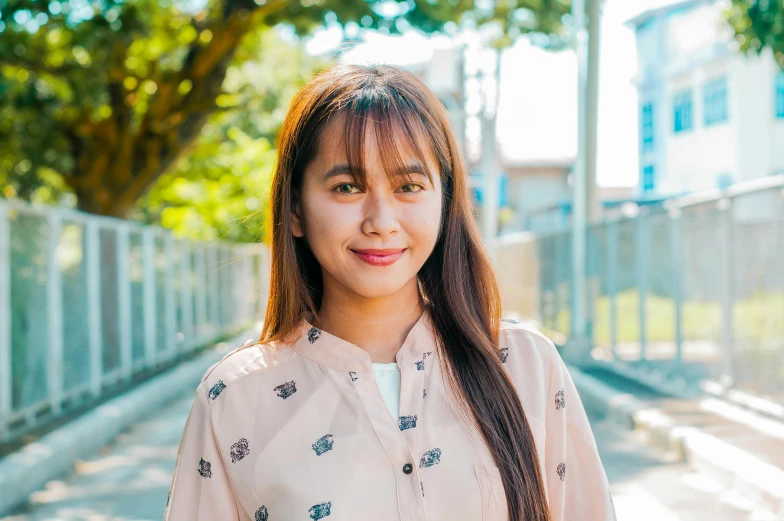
left=65, top=1, right=289, bottom=218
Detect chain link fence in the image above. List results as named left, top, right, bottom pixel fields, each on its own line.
left=492, top=174, right=784, bottom=404
left=0, top=199, right=269, bottom=442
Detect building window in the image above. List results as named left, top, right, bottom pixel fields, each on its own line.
left=642, top=165, right=655, bottom=192
left=673, top=90, right=693, bottom=133
left=777, top=72, right=784, bottom=119
left=716, top=173, right=733, bottom=189
left=704, top=77, right=728, bottom=125
left=641, top=103, right=654, bottom=152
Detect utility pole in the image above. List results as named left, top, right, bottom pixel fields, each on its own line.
left=480, top=48, right=501, bottom=242
left=570, top=0, right=601, bottom=358
left=586, top=0, right=602, bottom=222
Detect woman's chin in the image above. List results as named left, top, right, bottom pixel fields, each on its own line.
left=344, top=279, right=416, bottom=300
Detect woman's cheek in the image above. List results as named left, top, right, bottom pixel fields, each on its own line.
left=307, top=199, right=351, bottom=234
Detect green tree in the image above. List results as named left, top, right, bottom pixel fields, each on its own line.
left=135, top=26, right=329, bottom=243
left=1, top=0, right=572, bottom=218
left=726, top=0, right=784, bottom=68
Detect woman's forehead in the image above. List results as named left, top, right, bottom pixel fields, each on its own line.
left=316, top=113, right=437, bottom=171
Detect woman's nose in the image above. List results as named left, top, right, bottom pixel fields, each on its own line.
left=361, top=192, right=401, bottom=237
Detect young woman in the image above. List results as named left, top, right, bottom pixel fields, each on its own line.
left=164, top=63, right=616, bottom=521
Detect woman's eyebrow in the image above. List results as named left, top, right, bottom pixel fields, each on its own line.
left=321, top=163, right=429, bottom=181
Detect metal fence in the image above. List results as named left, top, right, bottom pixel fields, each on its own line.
left=492, top=174, right=784, bottom=404
left=0, top=199, right=269, bottom=442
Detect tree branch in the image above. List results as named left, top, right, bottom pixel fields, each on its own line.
left=71, top=0, right=292, bottom=216
left=2, top=54, right=81, bottom=76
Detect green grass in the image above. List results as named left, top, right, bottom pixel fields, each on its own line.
left=545, top=289, right=784, bottom=346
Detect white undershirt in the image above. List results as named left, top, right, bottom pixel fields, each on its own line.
left=371, top=362, right=401, bottom=419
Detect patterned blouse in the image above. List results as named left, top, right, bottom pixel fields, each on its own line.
left=164, top=310, right=617, bottom=521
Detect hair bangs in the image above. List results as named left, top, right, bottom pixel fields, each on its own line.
left=337, top=89, right=438, bottom=190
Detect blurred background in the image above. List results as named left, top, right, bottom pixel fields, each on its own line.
left=0, top=0, right=783, bottom=519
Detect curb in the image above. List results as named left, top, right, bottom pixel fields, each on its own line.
left=0, top=329, right=259, bottom=516
left=564, top=363, right=651, bottom=430
left=567, top=363, right=784, bottom=518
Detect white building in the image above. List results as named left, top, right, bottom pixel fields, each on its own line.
left=627, top=0, right=784, bottom=198
left=339, top=36, right=467, bottom=157
left=397, top=43, right=468, bottom=159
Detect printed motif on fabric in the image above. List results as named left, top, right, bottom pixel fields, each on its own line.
left=274, top=380, right=297, bottom=399
left=309, top=501, right=332, bottom=520
left=398, top=415, right=418, bottom=430
left=312, top=434, right=334, bottom=456
left=420, top=448, right=442, bottom=468
left=230, top=438, right=250, bottom=463
left=207, top=380, right=226, bottom=400
left=198, top=458, right=212, bottom=478
left=555, top=388, right=566, bottom=410
left=557, top=462, right=566, bottom=481
left=255, top=506, right=269, bottom=521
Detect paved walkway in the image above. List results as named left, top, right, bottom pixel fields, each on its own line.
left=593, top=412, right=767, bottom=521
left=1, top=385, right=767, bottom=520
left=1, top=387, right=191, bottom=520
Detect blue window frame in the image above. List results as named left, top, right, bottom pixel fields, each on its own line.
left=470, top=173, right=508, bottom=206
left=716, top=173, right=733, bottom=189
left=776, top=72, right=784, bottom=119
left=641, top=103, right=654, bottom=152
left=704, top=77, right=728, bottom=125
left=642, top=165, right=655, bottom=192
left=673, top=90, right=693, bottom=133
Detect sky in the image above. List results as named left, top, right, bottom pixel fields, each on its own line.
left=301, top=0, right=685, bottom=188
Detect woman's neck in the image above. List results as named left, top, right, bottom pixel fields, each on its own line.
left=312, top=281, right=425, bottom=364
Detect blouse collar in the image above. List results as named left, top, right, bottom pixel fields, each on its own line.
left=285, top=307, right=437, bottom=373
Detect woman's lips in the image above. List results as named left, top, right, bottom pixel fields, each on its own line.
left=351, top=248, right=406, bottom=266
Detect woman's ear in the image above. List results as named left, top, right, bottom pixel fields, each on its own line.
left=290, top=190, right=305, bottom=238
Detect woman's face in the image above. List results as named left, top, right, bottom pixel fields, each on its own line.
left=292, top=116, right=443, bottom=301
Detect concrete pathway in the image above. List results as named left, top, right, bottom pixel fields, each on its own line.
left=594, top=410, right=772, bottom=521
left=0, top=387, right=192, bottom=520
left=1, top=386, right=768, bottom=521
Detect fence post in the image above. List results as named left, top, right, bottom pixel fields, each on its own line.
left=669, top=208, right=684, bottom=369
left=240, top=247, right=251, bottom=324
left=228, top=248, right=236, bottom=326
left=585, top=225, right=596, bottom=348
left=143, top=227, right=157, bottom=369
left=718, top=197, right=735, bottom=384
left=117, top=223, right=132, bottom=382
left=164, top=232, right=176, bottom=360
left=222, top=247, right=229, bottom=328
left=85, top=220, right=103, bottom=397
left=607, top=219, right=618, bottom=361
left=180, top=239, right=194, bottom=353
left=259, top=247, right=267, bottom=322
left=46, top=212, right=64, bottom=415
left=222, top=247, right=231, bottom=328
left=195, top=245, right=207, bottom=343
left=0, top=201, right=12, bottom=439
left=208, top=245, right=220, bottom=330
left=635, top=210, right=648, bottom=363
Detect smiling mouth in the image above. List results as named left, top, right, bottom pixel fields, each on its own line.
left=350, top=248, right=406, bottom=266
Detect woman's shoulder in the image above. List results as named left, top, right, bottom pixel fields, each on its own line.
left=197, top=336, right=292, bottom=398
left=498, top=318, right=557, bottom=372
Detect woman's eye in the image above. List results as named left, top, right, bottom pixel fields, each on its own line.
left=334, top=183, right=359, bottom=194
left=399, top=183, right=423, bottom=193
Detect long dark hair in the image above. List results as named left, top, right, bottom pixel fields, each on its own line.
left=257, top=63, right=551, bottom=521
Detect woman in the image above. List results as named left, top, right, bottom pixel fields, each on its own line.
left=164, top=63, right=616, bottom=521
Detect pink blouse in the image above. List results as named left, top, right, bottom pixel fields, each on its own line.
left=164, top=310, right=617, bottom=521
